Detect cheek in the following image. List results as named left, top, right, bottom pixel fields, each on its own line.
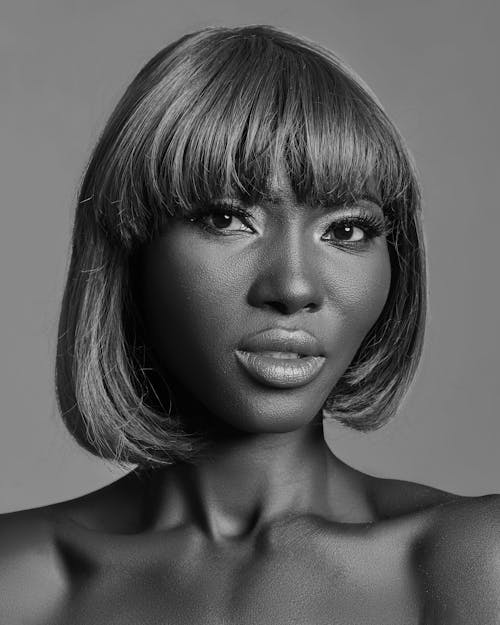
left=139, top=236, right=239, bottom=370
left=141, top=237, right=392, bottom=351
left=142, top=236, right=391, bottom=388
left=138, top=235, right=392, bottom=431
left=328, top=244, right=392, bottom=341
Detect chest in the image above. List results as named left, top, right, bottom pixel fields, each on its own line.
left=53, top=526, right=424, bottom=625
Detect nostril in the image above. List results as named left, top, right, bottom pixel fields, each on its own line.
left=266, top=301, right=318, bottom=315
left=267, top=301, right=287, bottom=314
left=304, top=302, right=318, bottom=312
left=247, top=261, right=324, bottom=314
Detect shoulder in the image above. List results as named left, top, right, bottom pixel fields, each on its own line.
left=363, top=473, right=466, bottom=519
left=0, top=471, right=148, bottom=623
left=364, top=474, right=500, bottom=622
left=416, top=494, right=500, bottom=624
left=0, top=506, right=68, bottom=624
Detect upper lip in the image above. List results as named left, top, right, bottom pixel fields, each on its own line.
left=237, top=329, right=324, bottom=357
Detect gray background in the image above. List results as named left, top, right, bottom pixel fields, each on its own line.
left=1, top=0, right=498, bottom=513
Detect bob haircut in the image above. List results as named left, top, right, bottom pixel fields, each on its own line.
left=56, top=24, right=426, bottom=469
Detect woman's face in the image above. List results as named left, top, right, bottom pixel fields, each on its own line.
left=138, top=173, right=391, bottom=434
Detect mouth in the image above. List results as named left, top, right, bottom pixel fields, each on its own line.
left=235, top=328, right=327, bottom=389
left=254, top=351, right=304, bottom=359
left=237, top=328, right=325, bottom=357
left=234, top=350, right=326, bottom=388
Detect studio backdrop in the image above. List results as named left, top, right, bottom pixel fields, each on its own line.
left=1, top=0, right=498, bottom=512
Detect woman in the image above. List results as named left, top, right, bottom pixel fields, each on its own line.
left=0, top=24, right=498, bottom=625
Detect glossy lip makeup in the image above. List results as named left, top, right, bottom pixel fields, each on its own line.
left=235, top=329, right=327, bottom=389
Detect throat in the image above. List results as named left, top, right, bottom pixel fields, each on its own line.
left=139, top=424, right=377, bottom=539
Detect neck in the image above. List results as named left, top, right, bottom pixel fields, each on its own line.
left=138, top=420, right=376, bottom=541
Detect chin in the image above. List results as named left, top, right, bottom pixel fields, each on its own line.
left=205, top=388, right=327, bottom=436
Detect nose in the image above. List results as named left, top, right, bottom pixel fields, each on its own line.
left=247, top=229, right=324, bottom=315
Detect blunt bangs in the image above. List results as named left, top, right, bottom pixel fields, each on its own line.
left=91, top=25, right=414, bottom=249
left=56, top=25, right=426, bottom=468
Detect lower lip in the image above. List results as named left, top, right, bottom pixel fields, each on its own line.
left=234, top=350, right=326, bottom=389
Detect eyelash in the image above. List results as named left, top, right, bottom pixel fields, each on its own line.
left=186, top=202, right=388, bottom=246
left=187, top=203, right=254, bottom=235
left=322, top=213, right=388, bottom=246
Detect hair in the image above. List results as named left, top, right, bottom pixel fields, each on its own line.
left=55, top=24, right=426, bottom=469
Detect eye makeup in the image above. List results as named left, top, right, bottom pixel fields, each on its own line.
left=183, top=197, right=389, bottom=246
left=320, top=209, right=388, bottom=246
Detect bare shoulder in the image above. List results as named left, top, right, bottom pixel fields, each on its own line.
left=363, top=472, right=466, bottom=519
left=0, top=506, right=68, bottom=625
left=0, top=473, right=144, bottom=624
left=415, top=493, right=500, bottom=624
left=363, top=474, right=500, bottom=622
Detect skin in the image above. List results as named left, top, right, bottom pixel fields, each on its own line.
left=1, top=170, right=499, bottom=624
left=137, top=170, right=391, bottom=440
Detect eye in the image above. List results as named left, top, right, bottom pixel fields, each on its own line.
left=327, top=223, right=366, bottom=242
left=321, top=213, right=387, bottom=246
left=187, top=204, right=255, bottom=235
left=205, top=211, right=253, bottom=232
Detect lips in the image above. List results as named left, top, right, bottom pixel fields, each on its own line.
left=237, top=328, right=324, bottom=357
left=235, top=329, right=326, bottom=388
